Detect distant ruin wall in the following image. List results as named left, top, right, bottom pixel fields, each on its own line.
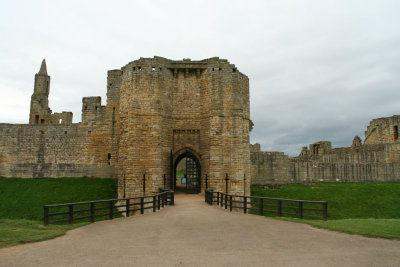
left=0, top=124, right=116, bottom=178
left=251, top=142, right=400, bottom=185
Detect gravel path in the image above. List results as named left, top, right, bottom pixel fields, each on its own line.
left=1, top=193, right=399, bottom=266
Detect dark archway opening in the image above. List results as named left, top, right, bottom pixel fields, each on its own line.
left=173, top=151, right=201, bottom=194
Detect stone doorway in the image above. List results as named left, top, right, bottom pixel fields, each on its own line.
left=173, top=150, right=201, bottom=194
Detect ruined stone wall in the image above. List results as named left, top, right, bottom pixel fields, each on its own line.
left=251, top=116, right=400, bottom=185
left=364, top=115, right=400, bottom=144
left=0, top=123, right=116, bottom=178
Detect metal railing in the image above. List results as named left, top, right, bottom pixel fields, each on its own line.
left=205, top=190, right=327, bottom=220
left=44, top=191, right=174, bottom=226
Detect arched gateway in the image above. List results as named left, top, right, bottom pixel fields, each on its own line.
left=173, top=149, right=201, bottom=193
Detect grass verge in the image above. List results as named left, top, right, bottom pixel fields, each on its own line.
left=0, top=219, right=88, bottom=248
left=0, top=177, right=118, bottom=248
left=279, top=218, right=400, bottom=239
left=251, top=183, right=400, bottom=239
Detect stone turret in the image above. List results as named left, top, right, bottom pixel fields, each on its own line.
left=29, top=59, right=52, bottom=124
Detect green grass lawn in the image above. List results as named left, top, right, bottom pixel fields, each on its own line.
left=251, top=183, right=400, bottom=239
left=0, top=219, right=88, bottom=248
left=0, top=177, right=118, bottom=248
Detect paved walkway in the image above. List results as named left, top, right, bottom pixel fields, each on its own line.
left=1, top=194, right=399, bottom=266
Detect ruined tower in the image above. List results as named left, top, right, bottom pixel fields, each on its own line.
left=29, top=59, right=52, bottom=124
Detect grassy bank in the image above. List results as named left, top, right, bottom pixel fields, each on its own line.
left=0, top=219, right=88, bottom=248
left=251, top=183, right=400, bottom=239
left=0, top=177, right=118, bottom=248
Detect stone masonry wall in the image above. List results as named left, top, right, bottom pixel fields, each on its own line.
left=117, top=57, right=251, bottom=198
left=0, top=124, right=115, bottom=178
left=251, top=116, right=400, bottom=185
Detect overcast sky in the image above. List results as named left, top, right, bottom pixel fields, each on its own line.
left=1, top=0, right=399, bottom=156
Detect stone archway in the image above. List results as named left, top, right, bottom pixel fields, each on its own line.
left=173, top=149, right=201, bottom=194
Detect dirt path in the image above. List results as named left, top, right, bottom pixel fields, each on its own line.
left=1, top=194, right=399, bottom=266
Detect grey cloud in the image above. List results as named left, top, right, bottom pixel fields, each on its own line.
left=1, top=0, right=399, bottom=157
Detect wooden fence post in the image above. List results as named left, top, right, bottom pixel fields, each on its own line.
left=299, top=202, right=303, bottom=219
left=259, top=199, right=264, bottom=216
left=90, top=202, right=95, bottom=223
left=153, top=196, right=156, bottom=212
left=323, top=202, right=328, bottom=221
left=126, top=199, right=130, bottom=217
left=140, top=197, right=144, bottom=214
left=278, top=200, right=282, bottom=217
left=170, top=191, right=175, bottom=206
left=244, top=196, right=247, bottom=213
left=109, top=201, right=114, bottom=219
left=229, top=195, right=233, bottom=211
left=44, top=206, right=49, bottom=226
left=69, top=204, right=74, bottom=224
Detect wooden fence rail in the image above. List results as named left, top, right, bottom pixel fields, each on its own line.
left=205, top=190, right=327, bottom=220
left=44, top=191, right=174, bottom=226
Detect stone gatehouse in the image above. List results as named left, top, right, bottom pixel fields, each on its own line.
left=0, top=57, right=251, bottom=198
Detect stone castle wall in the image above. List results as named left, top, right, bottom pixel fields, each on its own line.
left=0, top=57, right=251, bottom=198
left=0, top=123, right=115, bottom=178
left=251, top=116, right=400, bottom=184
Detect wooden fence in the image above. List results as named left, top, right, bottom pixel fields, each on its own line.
left=205, top=190, right=327, bottom=220
left=44, top=191, right=174, bottom=226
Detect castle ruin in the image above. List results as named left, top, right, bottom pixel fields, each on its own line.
left=251, top=116, right=400, bottom=184
left=0, top=57, right=251, bottom=197
left=0, top=57, right=399, bottom=195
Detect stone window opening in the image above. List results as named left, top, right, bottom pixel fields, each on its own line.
left=107, top=153, right=111, bottom=165
left=233, top=68, right=237, bottom=72
left=64, top=131, right=67, bottom=134
left=133, top=67, right=136, bottom=71
left=84, top=106, right=88, bottom=110
left=138, top=66, right=142, bottom=71
left=40, top=119, right=45, bottom=124
left=212, top=68, right=215, bottom=71
left=88, top=130, right=91, bottom=134
left=394, top=125, right=399, bottom=140
left=59, top=119, right=62, bottom=124
left=35, top=115, right=39, bottom=124
left=219, top=67, right=222, bottom=71
left=109, top=83, right=113, bottom=86
left=95, top=106, right=98, bottom=110
left=159, top=67, right=162, bottom=71
left=152, top=67, right=156, bottom=71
